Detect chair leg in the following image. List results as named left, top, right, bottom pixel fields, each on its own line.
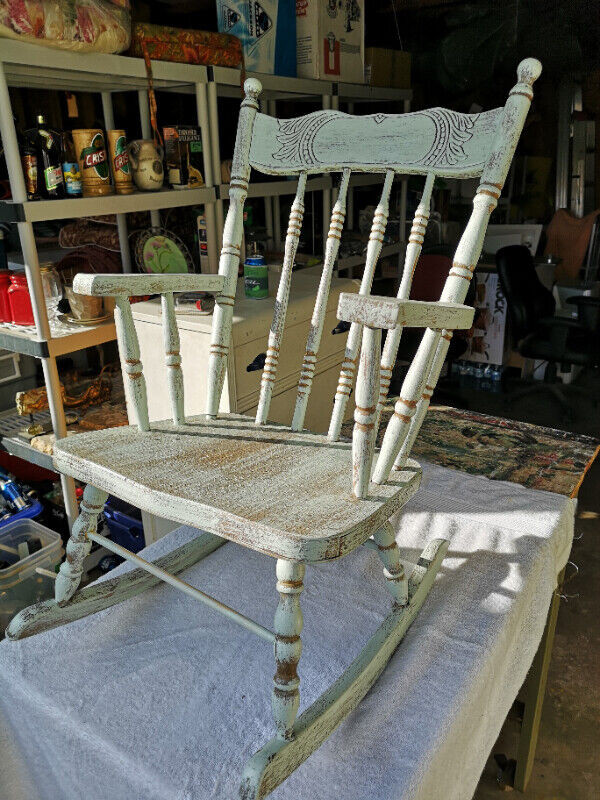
left=241, top=538, right=449, bottom=800
left=373, top=521, right=408, bottom=607
left=272, top=559, right=305, bottom=741
left=55, top=485, right=108, bottom=605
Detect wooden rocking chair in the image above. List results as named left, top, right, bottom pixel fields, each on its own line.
left=7, top=59, right=541, bottom=799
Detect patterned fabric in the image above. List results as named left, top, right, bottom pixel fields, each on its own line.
left=0, top=0, right=131, bottom=53
left=130, top=23, right=244, bottom=145
left=341, top=405, right=599, bottom=498
left=129, top=23, right=244, bottom=71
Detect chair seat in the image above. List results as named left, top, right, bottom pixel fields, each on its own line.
left=53, top=415, right=421, bottom=562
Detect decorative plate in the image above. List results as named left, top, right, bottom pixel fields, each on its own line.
left=134, top=227, right=193, bottom=274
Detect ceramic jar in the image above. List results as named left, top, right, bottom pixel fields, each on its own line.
left=0, top=270, right=11, bottom=323
left=71, top=129, right=112, bottom=197
left=127, top=140, right=164, bottom=191
left=8, top=272, right=34, bottom=325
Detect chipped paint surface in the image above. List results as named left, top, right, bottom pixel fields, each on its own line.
left=291, top=169, right=351, bottom=432
left=374, top=58, right=542, bottom=484
left=256, top=173, right=307, bottom=425
left=352, top=325, right=381, bottom=499
left=74, top=273, right=224, bottom=297
left=329, top=170, right=395, bottom=441
left=16, top=62, right=543, bottom=800
left=53, top=413, right=422, bottom=562
left=240, top=538, right=449, bottom=799
left=6, top=531, right=225, bottom=640
left=273, top=559, right=304, bottom=739
left=337, top=294, right=474, bottom=332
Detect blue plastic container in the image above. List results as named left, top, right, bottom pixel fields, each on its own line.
left=103, top=497, right=144, bottom=553
left=0, top=499, right=43, bottom=529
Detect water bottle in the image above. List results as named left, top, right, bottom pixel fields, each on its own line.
left=464, top=363, right=475, bottom=389
left=482, top=364, right=493, bottom=392
left=473, top=363, right=484, bottom=391
left=458, top=361, right=469, bottom=389
left=491, top=364, right=503, bottom=393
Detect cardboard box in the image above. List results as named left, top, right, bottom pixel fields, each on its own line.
left=465, top=270, right=509, bottom=366
left=296, top=0, right=364, bottom=83
left=364, top=47, right=411, bottom=89
left=163, top=126, right=205, bottom=189
left=216, top=0, right=296, bottom=76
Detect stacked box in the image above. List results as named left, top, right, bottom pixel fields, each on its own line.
left=364, top=47, right=411, bottom=89
left=216, top=0, right=296, bottom=76
left=466, top=271, right=509, bottom=365
left=296, top=0, right=364, bottom=83
left=163, top=126, right=205, bottom=189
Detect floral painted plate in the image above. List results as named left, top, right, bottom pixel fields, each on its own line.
left=134, top=227, right=193, bottom=274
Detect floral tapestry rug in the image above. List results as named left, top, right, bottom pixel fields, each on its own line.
left=342, top=405, right=599, bottom=499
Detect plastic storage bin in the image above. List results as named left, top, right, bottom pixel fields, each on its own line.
left=103, top=496, right=144, bottom=553
left=0, top=519, right=62, bottom=634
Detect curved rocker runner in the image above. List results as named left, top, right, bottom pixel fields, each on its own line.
left=6, top=59, right=542, bottom=799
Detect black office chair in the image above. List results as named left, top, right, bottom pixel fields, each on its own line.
left=496, top=244, right=600, bottom=416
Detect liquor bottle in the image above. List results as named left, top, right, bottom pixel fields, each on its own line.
left=27, top=115, right=66, bottom=199
left=21, top=135, right=39, bottom=200
left=61, top=133, right=82, bottom=197
left=15, top=119, right=38, bottom=201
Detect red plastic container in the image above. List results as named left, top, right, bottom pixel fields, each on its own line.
left=0, top=270, right=11, bottom=322
left=8, top=272, right=35, bottom=325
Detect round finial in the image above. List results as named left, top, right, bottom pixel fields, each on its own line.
left=517, top=58, right=542, bottom=86
left=244, top=78, right=262, bottom=100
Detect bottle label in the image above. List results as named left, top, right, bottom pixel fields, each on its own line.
left=62, top=162, right=82, bottom=195
left=113, top=135, right=130, bottom=175
left=23, top=155, right=37, bottom=195
left=38, top=129, right=54, bottom=151
left=80, top=132, right=109, bottom=180
left=44, top=165, right=63, bottom=191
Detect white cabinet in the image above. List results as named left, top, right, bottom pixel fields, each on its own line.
left=129, top=270, right=357, bottom=431
left=127, top=269, right=357, bottom=541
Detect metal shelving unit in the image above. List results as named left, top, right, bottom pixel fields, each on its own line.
left=0, top=407, right=55, bottom=471
left=0, top=39, right=412, bottom=529
left=0, top=186, right=217, bottom=223
left=0, top=318, right=116, bottom=358
left=0, top=41, right=220, bottom=527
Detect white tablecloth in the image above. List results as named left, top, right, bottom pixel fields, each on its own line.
left=0, top=462, right=575, bottom=800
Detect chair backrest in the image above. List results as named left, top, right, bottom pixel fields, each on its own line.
left=496, top=244, right=555, bottom=341
left=205, top=59, right=542, bottom=497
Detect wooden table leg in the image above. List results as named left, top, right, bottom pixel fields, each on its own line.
left=513, top=567, right=565, bottom=792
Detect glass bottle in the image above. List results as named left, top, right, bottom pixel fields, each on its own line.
left=27, top=115, right=65, bottom=200
left=61, top=133, right=82, bottom=197
left=39, top=262, right=62, bottom=320
left=19, top=122, right=39, bottom=201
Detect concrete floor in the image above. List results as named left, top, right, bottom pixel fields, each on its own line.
left=450, top=372, right=600, bottom=800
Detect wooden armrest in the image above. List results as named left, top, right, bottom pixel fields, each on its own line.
left=337, top=293, right=475, bottom=331
left=73, top=273, right=225, bottom=297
